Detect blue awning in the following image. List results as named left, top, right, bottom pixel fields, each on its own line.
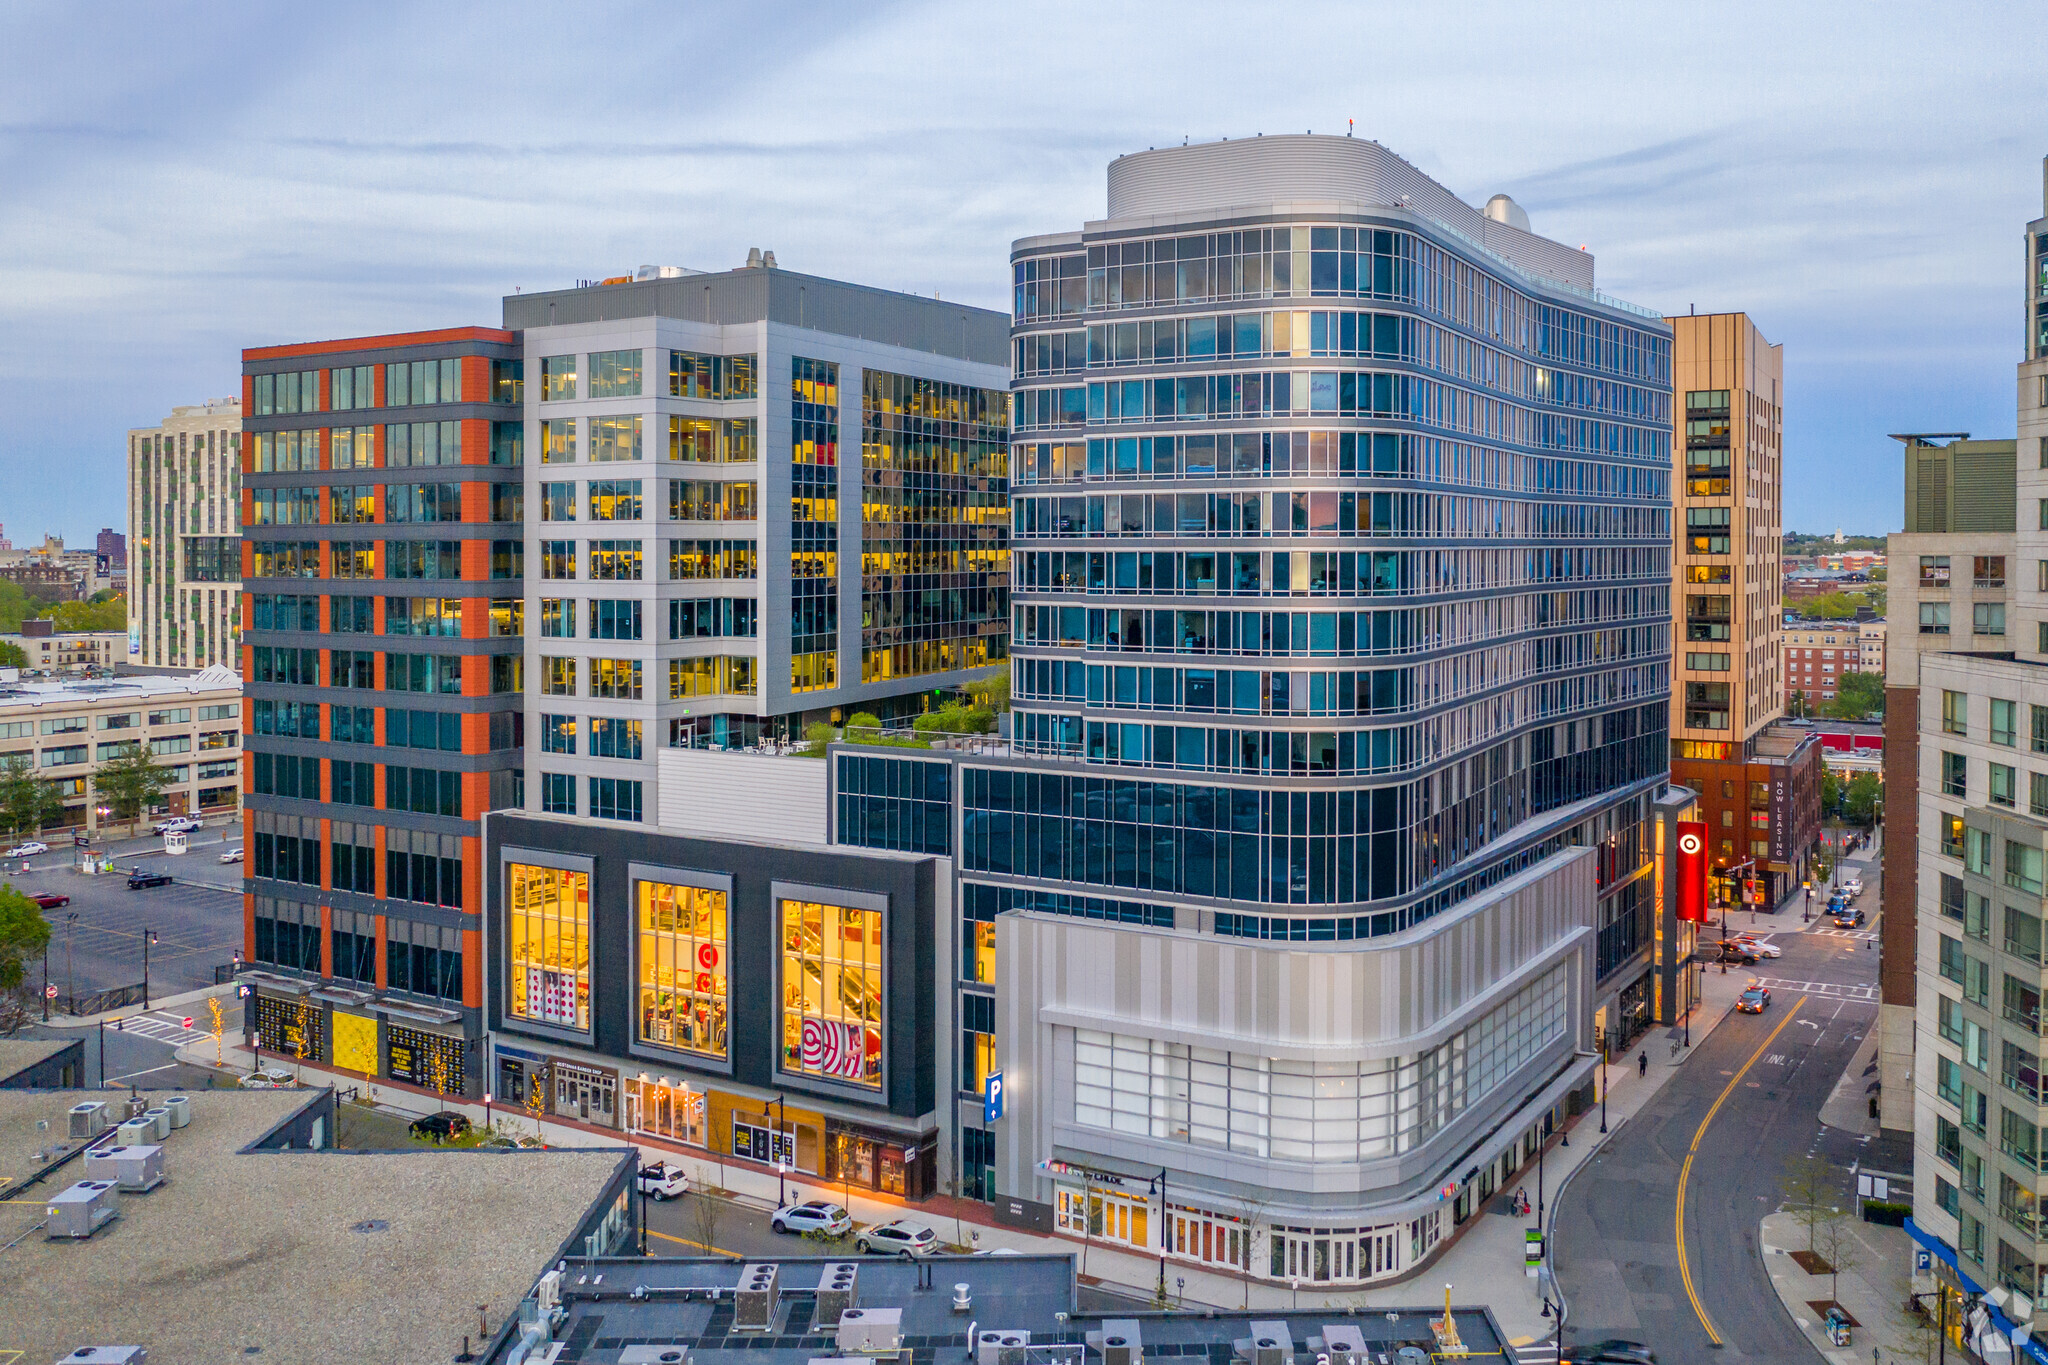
left=1906, top=1218, right=2048, bottom=1364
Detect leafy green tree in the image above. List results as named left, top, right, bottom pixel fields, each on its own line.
left=1822, top=671, right=1885, bottom=719
left=1822, top=771, right=1843, bottom=816
left=93, top=741, right=170, bottom=824
left=1799, top=592, right=1876, bottom=620
left=0, top=581, right=27, bottom=632
left=801, top=721, right=837, bottom=758
left=44, top=596, right=125, bottom=633
left=0, top=884, right=51, bottom=990
left=1845, top=772, right=1883, bottom=825
left=0, top=756, right=61, bottom=838
left=0, top=641, right=25, bottom=669
left=965, top=661, right=1011, bottom=714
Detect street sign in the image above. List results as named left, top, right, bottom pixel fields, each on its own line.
left=181, top=1016, right=193, bottom=1029
left=984, top=1070, right=1005, bottom=1124
left=1676, top=822, right=1709, bottom=922
left=1525, top=1228, right=1544, bottom=1268
left=44, top=984, right=57, bottom=1000
left=236, top=982, right=253, bottom=999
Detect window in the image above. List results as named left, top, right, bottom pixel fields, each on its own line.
left=507, top=863, right=589, bottom=1027
left=1937, top=1114, right=1962, bottom=1167
left=541, top=355, right=577, bottom=401
left=385, top=421, right=461, bottom=467
left=330, top=759, right=374, bottom=806
left=542, top=418, right=576, bottom=463
left=2006, top=1040, right=2042, bottom=1101
left=492, top=358, right=524, bottom=404
left=1945, top=814, right=1967, bottom=859
left=779, top=898, right=883, bottom=1089
left=2033, top=773, right=2048, bottom=819
left=492, top=654, right=524, bottom=694
left=1969, top=827, right=1992, bottom=875
left=385, top=829, right=462, bottom=907
left=539, top=540, right=576, bottom=580
left=386, top=918, right=464, bottom=1000
left=383, top=765, right=461, bottom=816
left=2008, top=841, right=2046, bottom=895
left=252, top=812, right=321, bottom=888
left=590, top=716, right=643, bottom=759
left=384, top=540, right=462, bottom=579
left=1993, top=763, right=2018, bottom=808
left=540, top=482, right=576, bottom=521
left=383, top=596, right=462, bottom=637
left=669, top=350, right=757, bottom=400
left=385, top=358, right=460, bottom=407
left=1945, top=691, right=1969, bottom=735
left=669, top=416, right=758, bottom=463
left=1921, top=555, right=1952, bottom=586
left=384, top=708, right=461, bottom=751
left=540, top=657, right=577, bottom=696
left=589, top=599, right=642, bottom=640
left=588, top=479, right=642, bottom=521
left=1977, top=556, right=2008, bottom=587
left=253, top=897, right=321, bottom=971
left=541, top=714, right=576, bottom=754
left=492, top=420, right=524, bottom=466
left=2010, top=906, right=2045, bottom=964
left=1922, top=602, right=1951, bottom=635
left=589, top=540, right=643, bottom=580
left=668, top=480, right=758, bottom=521
left=2007, top=1108, right=2043, bottom=1172
left=590, top=658, right=642, bottom=700
left=670, top=598, right=757, bottom=639
left=540, top=599, right=576, bottom=637
left=669, top=655, right=757, bottom=697
left=962, top=992, right=996, bottom=1095
left=588, top=349, right=642, bottom=398
left=590, top=416, right=643, bottom=462
left=383, top=653, right=463, bottom=694
left=1944, top=751, right=1968, bottom=797
left=541, top=772, right=575, bottom=815
left=490, top=598, right=523, bottom=636
left=638, top=879, right=728, bottom=1057
left=1977, top=602, right=2007, bottom=637
left=669, top=539, right=758, bottom=580
left=329, top=364, right=374, bottom=411
left=2007, top=973, right=2043, bottom=1034
left=589, top=776, right=642, bottom=822
left=1994, top=700, right=2019, bottom=746
left=253, top=370, right=319, bottom=416
left=330, top=821, right=376, bottom=895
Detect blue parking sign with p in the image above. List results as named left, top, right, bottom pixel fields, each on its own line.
left=984, top=1071, right=1004, bottom=1123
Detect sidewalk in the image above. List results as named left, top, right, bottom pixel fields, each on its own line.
left=1760, top=1210, right=1912, bottom=1364
left=172, top=960, right=1771, bottom=1333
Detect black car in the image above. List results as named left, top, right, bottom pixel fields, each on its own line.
left=127, top=871, right=173, bottom=889
left=409, top=1111, right=472, bottom=1143
left=1714, top=941, right=1759, bottom=964
left=1566, top=1342, right=1656, bottom=1365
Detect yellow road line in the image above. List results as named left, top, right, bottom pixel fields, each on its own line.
left=647, top=1226, right=744, bottom=1258
left=1676, top=996, right=1804, bottom=1348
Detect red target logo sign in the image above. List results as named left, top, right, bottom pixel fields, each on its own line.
left=697, top=943, right=720, bottom=971
left=1676, top=820, right=1709, bottom=922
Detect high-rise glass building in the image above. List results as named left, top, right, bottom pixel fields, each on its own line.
left=975, top=136, right=1674, bottom=1279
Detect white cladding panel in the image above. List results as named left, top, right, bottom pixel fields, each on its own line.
left=656, top=748, right=827, bottom=845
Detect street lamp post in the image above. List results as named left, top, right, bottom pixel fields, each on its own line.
left=1598, top=1043, right=1609, bottom=1134
left=65, top=912, right=75, bottom=1008
left=142, top=927, right=157, bottom=1009
left=1155, top=1167, right=1169, bottom=1303
left=773, top=1094, right=788, bottom=1209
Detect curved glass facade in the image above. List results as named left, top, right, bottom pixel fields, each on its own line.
left=1007, top=216, right=1674, bottom=925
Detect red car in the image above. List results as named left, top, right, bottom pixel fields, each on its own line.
left=29, top=893, right=69, bottom=909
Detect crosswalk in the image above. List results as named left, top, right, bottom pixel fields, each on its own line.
left=112, top=1011, right=221, bottom=1047
left=1806, top=927, right=1879, bottom=941
left=1752, top=976, right=1878, bottom=1002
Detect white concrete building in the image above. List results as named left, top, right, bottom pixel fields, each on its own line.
left=128, top=398, right=242, bottom=670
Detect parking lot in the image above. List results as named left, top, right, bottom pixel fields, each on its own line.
left=6, top=826, right=245, bottom=1001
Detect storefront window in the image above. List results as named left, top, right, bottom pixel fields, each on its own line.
left=637, top=880, right=728, bottom=1057
left=508, top=863, right=591, bottom=1029
left=779, top=898, right=883, bottom=1089
left=627, top=1077, right=705, bottom=1145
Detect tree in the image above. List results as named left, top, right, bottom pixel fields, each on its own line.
left=0, top=756, right=62, bottom=839
left=1779, top=1153, right=1837, bottom=1254
left=1822, top=671, right=1885, bottom=719
left=0, top=641, right=24, bottom=669
left=800, top=721, right=837, bottom=758
left=1813, top=1199, right=1861, bottom=1304
left=93, top=741, right=170, bottom=824
left=0, top=884, right=52, bottom=993
left=1821, top=771, right=1843, bottom=816
left=1845, top=773, right=1883, bottom=825
left=965, top=660, right=1012, bottom=713
left=44, top=596, right=125, bottom=634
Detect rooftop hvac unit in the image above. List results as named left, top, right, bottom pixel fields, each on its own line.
left=57, top=1349, right=149, bottom=1364
left=978, top=1329, right=1030, bottom=1365
left=734, top=1262, right=781, bottom=1331
left=45, top=1181, right=120, bottom=1239
left=116, top=1119, right=151, bottom=1146
left=835, top=1306, right=904, bottom=1354
left=164, top=1095, right=191, bottom=1128
left=618, top=1350, right=691, bottom=1365
left=815, top=1262, right=859, bottom=1327
left=68, top=1101, right=111, bottom=1139
left=140, top=1108, right=171, bottom=1141
left=1099, top=1320, right=1143, bottom=1365
left=84, top=1144, right=165, bottom=1193
left=1320, top=1327, right=1366, bottom=1362
left=1248, top=1322, right=1294, bottom=1365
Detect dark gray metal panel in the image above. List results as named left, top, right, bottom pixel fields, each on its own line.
left=501, top=268, right=1008, bottom=367
left=485, top=811, right=937, bottom=1120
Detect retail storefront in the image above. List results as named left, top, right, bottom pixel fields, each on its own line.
left=625, top=1075, right=705, bottom=1146
left=240, top=975, right=483, bottom=1099
left=825, top=1117, right=935, bottom=1200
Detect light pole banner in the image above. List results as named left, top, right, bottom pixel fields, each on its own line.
left=1676, top=821, right=1710, bottom=923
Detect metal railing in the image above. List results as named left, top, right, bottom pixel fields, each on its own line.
left=57, top=982, right=146, bottom=1017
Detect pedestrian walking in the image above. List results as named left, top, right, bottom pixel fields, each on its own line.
left=1638, top=1051, right=1648, bottom=1078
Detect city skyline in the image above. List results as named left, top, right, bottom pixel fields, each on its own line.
left=0, top=1, right=2040, bottom=544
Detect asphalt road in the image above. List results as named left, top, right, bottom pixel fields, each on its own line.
left=1552, top=852, right=1881, bottom=1365
left=7, top=824, right=244, bottom=1000
left=641, top=1189, right=1154, bottom=1312
left=13, top=995, right=244, bottom=1091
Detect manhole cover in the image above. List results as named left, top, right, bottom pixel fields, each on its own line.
left=351, top=1219, right=389, bottom=1233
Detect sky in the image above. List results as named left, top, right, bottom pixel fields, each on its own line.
left=1, top=0, right=2043, bottom=547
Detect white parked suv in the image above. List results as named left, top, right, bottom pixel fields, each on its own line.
left=856, top=1219, right=937, bottom=1257
left=636, top=1162, right=690, bottom=1201
left=154, top=817, right=204, bottom=835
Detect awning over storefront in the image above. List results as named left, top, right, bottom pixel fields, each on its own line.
left=1906, top=1217, right=2048, bottom=1365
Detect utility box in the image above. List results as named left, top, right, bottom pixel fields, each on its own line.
left=164, top=1095, right=191, bottom=1128
left=734, top=1262, right=781, bottom=1331
left=45, top=1181, right=120, bottom=1239
left=814, top=1262, right=859, bottom=1327
left=978, top=1330, right=1030, bottom=1365
left=141, top=1109, right=171, bottom=1141
left=836, top=1307, right=903, bottom=1354
left=1098, top=1322, right=1142, bottom=1365
left=57, top=1349, right=149, bottom=1364
left=85, top=1144, right=165, bottom=1193
left=116, top=1119, right=152, bottom=1146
